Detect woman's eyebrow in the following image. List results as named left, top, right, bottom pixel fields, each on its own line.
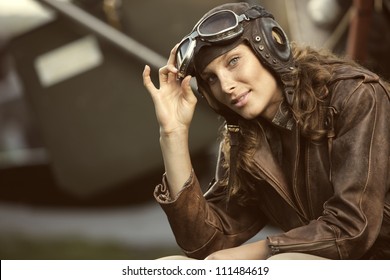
left=201, top=52, right=231, bottom=78
left=200, top=69, right=212, bottom=79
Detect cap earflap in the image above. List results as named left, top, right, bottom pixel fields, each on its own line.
left=248, top=17, right=296, bottom=105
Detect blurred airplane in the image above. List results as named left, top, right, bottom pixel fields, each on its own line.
left=0, top=0, right=389, bottom=208
left=0, top=0, right=227, bottom=206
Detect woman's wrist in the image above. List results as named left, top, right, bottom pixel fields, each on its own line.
left=159, top=125, right=189, bottom=139
left=159, top=127, right=190, bottom=151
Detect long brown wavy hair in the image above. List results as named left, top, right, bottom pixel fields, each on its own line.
left=219, top=44, right=359, bottom=205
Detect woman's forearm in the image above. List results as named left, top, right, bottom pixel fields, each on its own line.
left=160, top=129, right=193, bottom=197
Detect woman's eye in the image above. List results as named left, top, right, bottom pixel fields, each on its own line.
left=206, top=74, right=217, bottom=84
left=229, top=57, right=239, bottom=66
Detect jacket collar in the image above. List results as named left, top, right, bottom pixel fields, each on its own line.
left=271, top=101, right=295, bottom=130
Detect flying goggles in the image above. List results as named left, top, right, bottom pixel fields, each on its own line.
left=176, top=8, right=265, bottom=79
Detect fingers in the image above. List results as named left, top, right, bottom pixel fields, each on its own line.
left=167, top=44, right=179, bottom=66
left=143, top=65, right=158, bottom=95
left=181, top=75, right=197, bottom=104
left=159, top=63, right=178, bottom=86
left=164, top=44, right=179, bottom=83
left=147, top=44, right=180, bottom=87
left=143, top=44, right=183, bottom=93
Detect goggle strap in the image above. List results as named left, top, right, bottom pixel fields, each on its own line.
left=245, top=6, right=274, bottom=20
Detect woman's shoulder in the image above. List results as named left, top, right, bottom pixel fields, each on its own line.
left=328, top=63, right=381, bottom=85
left=327, top=63, right=390, bottom=113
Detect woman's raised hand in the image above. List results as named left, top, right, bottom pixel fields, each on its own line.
left=143, top=45, right=197, bottom=136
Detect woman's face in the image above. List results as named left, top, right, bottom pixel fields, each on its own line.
left=201, top=43, right=283, bottom=121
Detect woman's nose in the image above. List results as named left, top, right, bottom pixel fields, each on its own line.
left=220, top=72, right=236, bottom=94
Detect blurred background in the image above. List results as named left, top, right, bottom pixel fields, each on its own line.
left=0, top=0, right=389, bottom=259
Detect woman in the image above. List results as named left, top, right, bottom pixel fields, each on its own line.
left=142, top=2, right=390, bottom=259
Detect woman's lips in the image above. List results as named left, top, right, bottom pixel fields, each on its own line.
left=231, top=91, right=250, bottom=108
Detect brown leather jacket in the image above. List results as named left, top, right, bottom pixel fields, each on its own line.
left=154, top=64, right=390, bottom=259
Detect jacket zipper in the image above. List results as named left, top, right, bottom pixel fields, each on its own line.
left=257, top=126, right=308, bottom=223
left=292, top=125, right=307, bottom=218
left=270, top=239, right=336, bottom=255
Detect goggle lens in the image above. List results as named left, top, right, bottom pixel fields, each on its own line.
left=177, top=37, right=195, bottom=78
left=198, top=11, right=238, bottom=36
left=178, top=38, right=190, bottom=60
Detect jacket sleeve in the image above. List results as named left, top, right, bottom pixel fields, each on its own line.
left=268, top=78, right=390, bottom=259
left=154, top=144, right=267, bottom=259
